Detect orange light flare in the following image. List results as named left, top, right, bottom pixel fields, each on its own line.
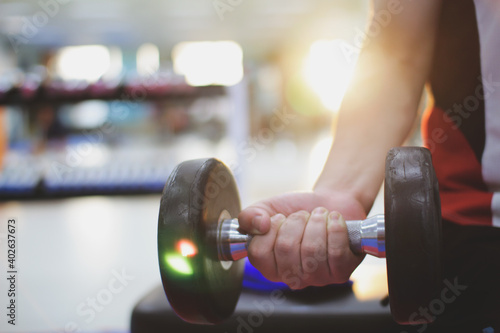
left=177, top=239, right=198, bottom=257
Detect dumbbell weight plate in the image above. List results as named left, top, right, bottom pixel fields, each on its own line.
left=385, top=147, right=443, bottom=324
left=157, top=158, right=244, bottom=324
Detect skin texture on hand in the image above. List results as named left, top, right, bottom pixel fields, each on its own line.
left=238, top=190, right=366, bottom=289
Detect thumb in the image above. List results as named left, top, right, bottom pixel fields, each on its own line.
left=238, top=204, right=272, bottom=235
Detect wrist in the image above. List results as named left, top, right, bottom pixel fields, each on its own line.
left=313, top=183, right=372, bottom=216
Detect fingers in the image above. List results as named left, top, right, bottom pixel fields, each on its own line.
left=247, top=214, right=286, bottom=281
left=248, top=208, right=364, bottom=288
left=327, top=212, right=365, bottom=283
left=238, top=206, right=271, bottom=235
left=275, top=211, right=309, bottom=287
left=300, top=207, right=330, bottom=287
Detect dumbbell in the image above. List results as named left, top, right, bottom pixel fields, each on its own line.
left=157, top=147, right=442, bottom=325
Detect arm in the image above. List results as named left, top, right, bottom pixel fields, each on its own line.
left=239, top=0, right=442, bottom=288
left=315, top=0, right=442, bottom=213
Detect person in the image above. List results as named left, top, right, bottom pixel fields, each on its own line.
left=238, top=0, right=500, bottom=330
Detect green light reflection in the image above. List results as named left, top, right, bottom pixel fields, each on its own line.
left=164, top=253, right=194, bottom=276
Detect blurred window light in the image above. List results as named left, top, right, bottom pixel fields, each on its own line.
left=137, top=43, right=160, bottom=76
left=303, top=39, right=357, bottom=112
left=60, top=100, right=109, bottom=129
left=55, top=45, right=111, bottom=83
left=104, top=46, right=123, bottom=80
left=172, top=41, right=243, bottom=86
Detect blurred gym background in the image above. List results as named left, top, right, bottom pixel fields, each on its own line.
left=0, top=1, right=402, bottom=331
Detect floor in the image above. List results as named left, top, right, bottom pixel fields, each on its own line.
left=0, top=195, right=161, bottom=332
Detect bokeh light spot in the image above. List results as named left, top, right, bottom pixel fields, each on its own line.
left=177, top=239, right=198, bottom=257
left=164, top=253, right=194, bottom=276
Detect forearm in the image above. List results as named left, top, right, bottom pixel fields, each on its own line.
left=314, top=0, right=442, bottom=213
left=315, top=63, right=421, bottom=213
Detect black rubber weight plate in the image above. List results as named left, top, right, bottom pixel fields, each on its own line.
left=385, top=147, right=443, bottom=324
left=158, top=158, right=244, bottom=324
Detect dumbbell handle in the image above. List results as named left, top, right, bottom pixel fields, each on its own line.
left=217, top=214, right=386, bottom=261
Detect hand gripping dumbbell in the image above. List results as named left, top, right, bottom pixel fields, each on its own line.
left=157, top=147, right=443, bottom=325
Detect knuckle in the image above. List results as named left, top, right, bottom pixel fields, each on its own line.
left=275, top=237, right=295, bottom=256
left=328, top=247, right=346, bottom=260
left=301, top=256, right=319, bottom=274
left=301, top=243, right=319, bottom=259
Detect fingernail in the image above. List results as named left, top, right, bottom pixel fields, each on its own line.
left=271, top=214, right=286, bottom=223
left=313, top=207, right=327, bottom=217
left=293, top=211, right=309, bottom=222
left=328, top=211, right=340, bottom=223
left=252, top=216, right=263, bottom=232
